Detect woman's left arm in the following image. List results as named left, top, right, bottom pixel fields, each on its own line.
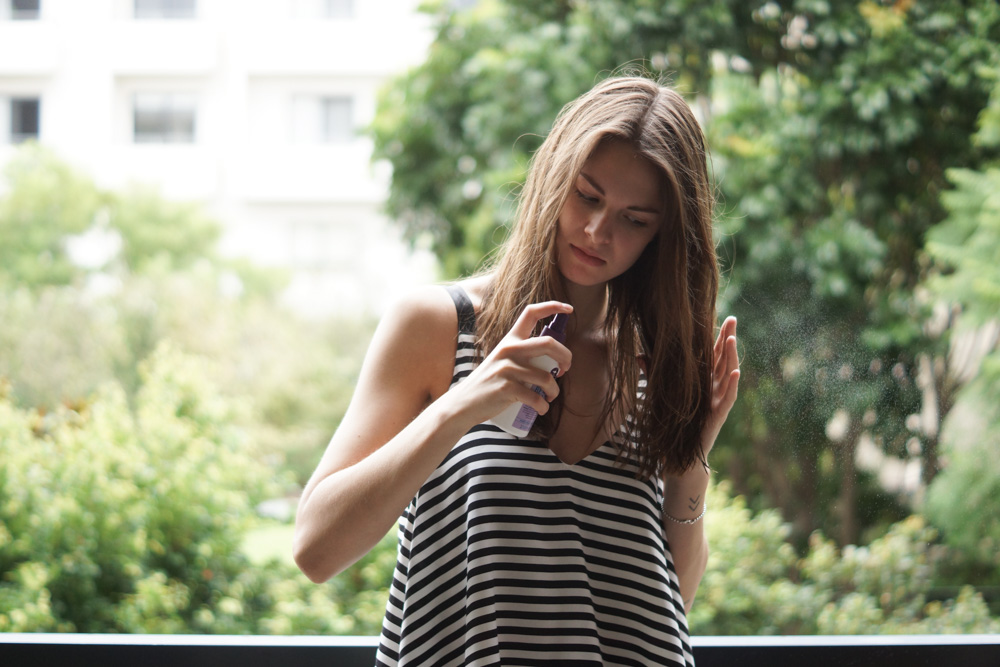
left=662, top=316, right=740, bottom=612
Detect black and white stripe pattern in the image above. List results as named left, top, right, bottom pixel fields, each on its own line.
left=376, top=291, right=693, bottom=666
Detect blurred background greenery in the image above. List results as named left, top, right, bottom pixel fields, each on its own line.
left=2, top=0, right=1000, bottom=636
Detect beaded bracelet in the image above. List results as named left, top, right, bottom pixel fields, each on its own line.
left=663, top=502, right=707, bottom=525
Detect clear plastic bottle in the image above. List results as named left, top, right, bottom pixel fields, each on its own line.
left=489, top=312, right=569, bottom=437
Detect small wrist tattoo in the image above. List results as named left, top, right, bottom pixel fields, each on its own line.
left=687, top=494, right=701, bottom=513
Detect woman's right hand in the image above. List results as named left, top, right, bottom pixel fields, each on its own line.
left=448, top=301, right=574, bottom=426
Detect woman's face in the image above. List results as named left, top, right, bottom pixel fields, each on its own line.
left=555, top=140, right=664, bottom=289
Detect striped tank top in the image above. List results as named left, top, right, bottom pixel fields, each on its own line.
left=375, top=285, right=694, bottom=666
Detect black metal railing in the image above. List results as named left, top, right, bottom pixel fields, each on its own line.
left=1, top=633, right=998, bottom=666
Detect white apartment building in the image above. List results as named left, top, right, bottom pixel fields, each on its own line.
left=0, top=0, right=439, bottom=316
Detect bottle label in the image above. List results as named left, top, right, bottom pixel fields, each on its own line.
left=511, top=396, right=540, bottom=431
left=511, top=365, right=557, bottom=432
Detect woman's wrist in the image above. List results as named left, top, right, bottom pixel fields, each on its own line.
left=662, top=457, right=711, bottom=523
left=663, top=500, right=707, bottom=525
left=427, top=389, right=487, bottom=444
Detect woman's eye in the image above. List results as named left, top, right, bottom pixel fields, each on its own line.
left=576, top=189, right=598, bottom=204
left=627, top=216, right=649, bottom=228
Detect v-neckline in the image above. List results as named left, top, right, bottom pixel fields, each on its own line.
left=542, top=430, right=621, bottom=466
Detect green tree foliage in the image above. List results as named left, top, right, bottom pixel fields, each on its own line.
left=690, top=482, right=1000, bottom=635
left=0, top=146, right=103, bottom=288
left=710, top=0, right=1000, bottom=546
left=925, top=63, right=1000, bottom=368
left=109, top=187, right=221, bottom=275
left=0, top=345, right=276, bottom=632
left=0, top=145, right=222, bottom=288
left=922, top=68, right=1000, bottom=588
left=371, top=0, right=1000, bottom=549
left=370, top=0, right=603, bottom=276
left=0, top=270, right=371, bottom=487
left=0, top=145, right=394, bottom=634
left=0, top=346, right=394, bottom=634
left=925, top=433, right=1000, bottom=585
left=0, top=146, right=371, bottom=485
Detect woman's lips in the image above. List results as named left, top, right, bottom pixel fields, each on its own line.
left=570, top=244, right=607, bottom=267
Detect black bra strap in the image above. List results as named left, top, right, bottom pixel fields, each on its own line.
left=444, top=284, right=477, bottom=335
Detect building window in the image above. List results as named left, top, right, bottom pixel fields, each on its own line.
left=133, top=0, right=196, bottom=19
left=8, top=97, right=40, bottom=143
left=133, top=93, right=196, bottom=144
left=2, top=0, right=40, bottom=20
left=323, top=0, right=353, bottom=18
left=293, top=0, right=354, bottom=19
left=291, top=95, right=354, bottom=145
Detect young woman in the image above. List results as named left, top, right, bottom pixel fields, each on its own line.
left=293, top=75, right=740, bottom=666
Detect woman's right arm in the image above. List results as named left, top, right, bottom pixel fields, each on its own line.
left=292, top=287, right=572, bottom=583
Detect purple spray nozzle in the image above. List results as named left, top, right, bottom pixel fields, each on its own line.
left=540, top=312, right=569, bottom=343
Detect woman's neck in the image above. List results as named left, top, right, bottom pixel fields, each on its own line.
left=563, top=281, right=608, bottom=338
left=474, top=272, right=608, bottom=339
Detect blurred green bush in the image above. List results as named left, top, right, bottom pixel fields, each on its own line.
left=690, top=482, right=1000, bottom=635
left=0, top=344, right=393, bottom=634
left=0, top=145, right=374, bottom=488
left=0, top=145, right=388, bottom=634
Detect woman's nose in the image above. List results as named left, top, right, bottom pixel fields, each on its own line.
left=584, top=209, right=612, bottom=243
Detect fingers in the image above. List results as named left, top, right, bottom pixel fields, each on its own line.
left=712, top=316, right=740, bottom=411
left=713, top=345, right=740, bottom=416
left=517, top=335, right=572, bottom=377
left=701, top=317, right=742, bottom=453
left=510, top=301, right=573, bottom=339
left=716, top=367, right=740, bottom=408
left=726, top=368, right=740, bottom=403
left=469, top=302, right=575, bottom=423
left=723, top=330, right=739, bottom=375
left=510, top=374, right=559, bottom=415
left=712, top=317, right=731, bottom=365
left=494, top=301, right=573, bottom=375
left=497, top=355, right=563, bottom=399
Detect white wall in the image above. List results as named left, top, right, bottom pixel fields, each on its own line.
left=0, top=0, right=438, bottom=317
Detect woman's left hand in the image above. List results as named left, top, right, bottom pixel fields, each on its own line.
left=701, top=316, right=740, bottom=459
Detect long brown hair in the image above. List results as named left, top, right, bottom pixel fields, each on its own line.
left=476, top=75, right=718, bottom=478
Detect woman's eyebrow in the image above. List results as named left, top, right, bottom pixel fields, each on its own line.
left=579, top=172, right=661, bottom=215
left=579, top=172, right=605, bottom=195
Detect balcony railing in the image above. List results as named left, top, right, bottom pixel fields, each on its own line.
left=1, top=633, right=998, bottom=666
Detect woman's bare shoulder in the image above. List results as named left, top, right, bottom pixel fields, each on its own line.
left=372, top=283, right=466, bottom=399
left=379, top=274, right=493, bottom=355
left=385, top=283, right=456, bottom=326
left=455, top=273, right=493, bottom=312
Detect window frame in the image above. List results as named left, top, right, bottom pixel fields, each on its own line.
left=7, top=0, right=41, bottom=20
left=292, top=0, right=354, bottom=20
left=131, top=92, right=197, bottom=144
left=132, top=0, right=197, bottom=20
left=6, top=96, right=41, bottom=144
left=290, top=94, right=355, bottom=145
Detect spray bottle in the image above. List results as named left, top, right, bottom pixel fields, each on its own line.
left=489, top=312, right=569, bottom=437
